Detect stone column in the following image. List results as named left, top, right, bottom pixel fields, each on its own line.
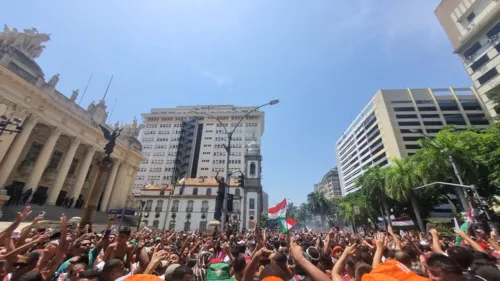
left=107, top=163, right=129, bottom=209
left=46, top=137, right=81, bottom=205
left=99, top=159, right=122, bottom=212
left=25, top=127, right=61, bottom=190
left=68, top=146, right=96, bottom=199
left=0, top=115, right=39, bottom=187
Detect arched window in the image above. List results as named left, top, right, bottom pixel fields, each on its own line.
left=206, top=188, right=211, bottom=195
left=145, top=200, right=153, bottom=211
left=171, top=200, right=179, bottom=212
left=193, top=188, right=198, bottom=195
left=235, top=189, right=240, bottom=197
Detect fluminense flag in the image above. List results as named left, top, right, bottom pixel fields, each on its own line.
left=456, top=208, right=473, bottom=245
left=278, top=217, right=296, bottom=233
left=268, top=198, right=287, bottom=220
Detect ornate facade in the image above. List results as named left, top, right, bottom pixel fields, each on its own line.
left=0, top=26, right=144, bottom=215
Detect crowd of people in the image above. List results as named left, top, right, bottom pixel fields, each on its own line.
left=1, top=206, right=500, bottom=281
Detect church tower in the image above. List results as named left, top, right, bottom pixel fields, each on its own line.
left=243, top=141, right=263, bottom=229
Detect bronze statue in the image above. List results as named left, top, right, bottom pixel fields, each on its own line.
left=99, top=124, right=122, bottom=160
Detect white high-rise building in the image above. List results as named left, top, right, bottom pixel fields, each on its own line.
left=134, top=105, right=265, bottom=192
left=314, top=168, right=342, bottom=198
left=435, top=0, right=500, bottom=117
left=336, top=87, right=491, bottom=195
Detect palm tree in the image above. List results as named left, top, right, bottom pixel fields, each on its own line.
left=306, top=191, right=329, bottom=228
left=356, top=166, right=392, bottom=227
left=296, top=203, right=312, bottom=227
left=385, top=157, right=425, bottom=231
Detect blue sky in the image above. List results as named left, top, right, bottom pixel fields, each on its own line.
left=2, top=0, right=472, bottom=206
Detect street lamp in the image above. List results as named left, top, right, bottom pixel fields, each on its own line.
left=409, top=128, right=469, bottom=209
left=0, top=115, right=23, bottom=139
left=193, top=100, right=279, bottom=231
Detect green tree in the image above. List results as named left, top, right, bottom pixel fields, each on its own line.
left=356, top=166, right=391, bottom=227
left=287, top=202, right=299, bottom=221
left=306, top=191, right=330, bottom=228
left=337, top=191, right=377, bottom=231
left=260, top=212, right=269, bottom=228
left=295, top=203, right=312, bottom=227
left=385, top=157, right=425, bottom=231
left=486, top=85, right=500, bottom=118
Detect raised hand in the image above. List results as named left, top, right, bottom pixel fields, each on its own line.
left=289, top=237, right=303, bottom=259
left=18, top=206, right=32, bottom=221
left=375, top=233, right=385, bottom=249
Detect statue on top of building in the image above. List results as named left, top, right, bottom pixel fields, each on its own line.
left=0, top=25, right=50, bottom=60
left=70, top=89, right=79, bottom=102
left=121, top=116, right=144, bottom=138
left=47, top=74, right=59, bottom=88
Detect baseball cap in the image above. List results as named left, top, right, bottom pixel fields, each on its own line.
left=164, top=264, right=180, bottom=280
left=207, top=263, right=232, bottom=281
left=331, top=246, right=344, bottom=257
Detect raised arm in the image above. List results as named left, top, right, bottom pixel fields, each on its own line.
left=429, top=229, right=444, bottom=254
left=455, top=229, right=486, bottom=253
left=289, top=238, right=330, bottom=281
left=387, top=226, right=401, bottom=251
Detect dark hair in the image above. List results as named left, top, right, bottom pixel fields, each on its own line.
left=446, top=246, right=473, bottom=271
left=394, top=251, right=411, bottom=268
left=354, top=263, right=372, bottom=281
left=186, top=259, right=197, bottom=268
left=259, top=264, right=287, bottom=281
left=273, top=252, right=287, bottom=266
left=79, top=269, right=101, bottom=279
left=426, top=254, right=462, bottom=276
left=319, top=253, right=333, bottom=269
left=473, top=266, right=500, bottom=280
left=119, top=227, right=131, bottom=236
left=16, top=271, right=42, bottom=281
left=470, top=252, right=497, bottom=273
left=360, top=252, right=373, bottom=267
left=99, top=259, right=124, bottom=281
left=70, top=262, right=89, bottom=276
left=171, top=265, right=193, bottom=281
left=233, top=255, right=247, bottom=274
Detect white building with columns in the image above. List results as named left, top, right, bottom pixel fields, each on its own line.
left=0, top=27, right=144, bottom=215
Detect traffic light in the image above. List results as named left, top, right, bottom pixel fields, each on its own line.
left=238, top=175, right=245, bottom=188
left=227, top=194, right=234, bottom=212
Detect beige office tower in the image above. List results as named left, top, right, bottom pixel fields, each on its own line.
left=435, top=0, right=500, bottom=117
left=336, top=87, right=491, bottom=195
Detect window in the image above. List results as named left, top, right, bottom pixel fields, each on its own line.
left=466, top=12, right=475, bottom=23
left=402, top=136, right=422, bottom=142
left=443, top=114, right=466, bottom=125
left=206, top=188, right=211, bottom=195
left=192, top=188, right=198, bottom=195
left=171, top=200, right=179, bottom=212
left=487, top=21, right=500, bottom=38
left=396, top=114, right=418, bottom=119
left=68, top=159, right=79, bottom=175
left=418, top=107, right=437, bottom=111
left=145, top=200, right=153, bottom=212
left=235, top=189, right=240, bottom=197
left=186, top=200, right=194, bottom=212
left=401, top=129, right=422, bottom=133
left=423, top=121, right=443, bottom=126
left=463, top=42, right=481, bottom=58
left=47, top=151, right=63, bottom=170
left=460, top=100, right=482, bottom=111
left=372, top=153, right=386, bottom=163
left=23, top=142, right=43, bottom=165
left=405, top=144, right=420, bottom=150
left=153, top=220, right=159, bottom=228
left=201, top=200, right=209, bottom=212
left=478, top=68, right=498, bottom=85
left=426, top=128, right=441, bottom=133
left=249, top=198, right=255, bottom=209
left=393, top=107, right=415, bottom=112
left=467, top=113, right=490, bottom=125
left=398, top=121, right=421, bottom=126
left=155, top=200, right=163, bottom=212
left=438, top=100, right=459, bottom=111
left=470, top=54, right=489, bottom=71
left=420, top=114, right=440, bottom=118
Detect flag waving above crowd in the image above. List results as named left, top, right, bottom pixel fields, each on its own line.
left=268, top=198, right=297, bottom=232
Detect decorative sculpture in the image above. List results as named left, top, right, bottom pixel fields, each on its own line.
left=0, top=25, right=51, bottom=59
left=99, top=124, right=122, bottom=160
left=70, top=89, right=79, bottom=101
left=47, top=74, right=59, bottom=87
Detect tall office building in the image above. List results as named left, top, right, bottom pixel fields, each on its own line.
left=134, top=105, right=265, bottom=192
left=314, top=168, right=342, bottom=198
left=336, top=87, right=491, bottom=195
left=435, top=0, right=500, bottom=117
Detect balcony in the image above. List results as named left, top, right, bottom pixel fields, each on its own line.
left=201, top=207, right=209, bottom=213
left=186, top=207, right=193, bottom=212
left=171, top=207, right=178, bottom=212
left=144, top=207, right=152, bottom=212
left=155, top=206, right=162, bottom=212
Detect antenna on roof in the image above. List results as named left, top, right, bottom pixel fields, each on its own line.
left=102, top=75, right=114, bottom=101
left=78, top=74, right=93, bottom=105
left=107, top=98, right=118, bottom=123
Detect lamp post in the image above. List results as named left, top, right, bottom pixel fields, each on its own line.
left=0, top=115, right=23, bottom=139
left=409, top=129, right=469, bottom=209
left=193, top=100, right=279, bottom=231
